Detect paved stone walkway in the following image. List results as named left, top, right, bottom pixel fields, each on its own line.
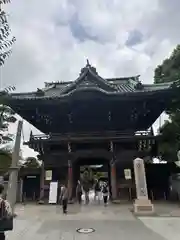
left=140, top=217, right=180, bottom=240
left=5, top=204, right=172, bottom=240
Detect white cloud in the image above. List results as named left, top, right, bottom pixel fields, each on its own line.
left=1, top=0, right=179, bottom=157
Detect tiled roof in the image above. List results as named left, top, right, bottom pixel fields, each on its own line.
left=8, top=63, right=175, bottom=100
left=116, top=83, right=135, bottom=92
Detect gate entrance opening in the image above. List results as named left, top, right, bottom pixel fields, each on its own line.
left=73, top=158, right=110, bottom=194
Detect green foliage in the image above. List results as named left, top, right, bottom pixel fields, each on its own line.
left=0, top=0, right=16, bottom=145
left=154, top=45, right=180, bottom=161
left=0, top=0, right=16, bottom=66
left=22, top=157, right=40, bottom=169
left=159, top=116, right=180, bottom=161
left=154, top=45, right=180, bottom=84
left=0, top=105, right=17, bottom=144
left=0, top=149, right=12, bottom=173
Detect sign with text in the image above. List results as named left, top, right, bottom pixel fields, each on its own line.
left=45, top=170, right=52, bottom=181
left=124, top=169, right=132, bottom=180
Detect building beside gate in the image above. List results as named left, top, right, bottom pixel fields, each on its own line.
left=5, top=62, right=180, bottom=201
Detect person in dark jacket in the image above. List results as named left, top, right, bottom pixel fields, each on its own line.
left=102, top=182, right=109, bottom=206
left=59, top=184, right=68, bottom=214
left=76, top=181, right=83, bottom=204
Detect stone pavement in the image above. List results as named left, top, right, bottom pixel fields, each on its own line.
left=140, top=217, right=180, bottom=240
left=5, top=203, right=176, bottom=240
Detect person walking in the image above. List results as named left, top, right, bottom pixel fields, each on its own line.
left=102, top=182, right=109, bottom=207
left=59, top=184, right=68, bottom=214
left=83, top=182, right=90, bottom=204
left=0, top=184, right=13, bottom=240
left=94, top=179, right=101, bottom=204
left=76, top=180, right=83, bottom=204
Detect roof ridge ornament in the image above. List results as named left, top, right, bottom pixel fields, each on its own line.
left=80, top=60, right=97, bottom=75
left=86, top=59, right=90, bottom=67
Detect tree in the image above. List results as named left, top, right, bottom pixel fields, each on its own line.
left=0, top=87, right=17, bottom=146
left=0, top=0, right=16, bottom=66
left=0, top=105, right=16, bottom=144
left=154, top=45, right=180, bottom=85
left=0, top=148, right=12, bottom=174
left=22, top=157, right=41, bottom=169
left=154, top=45, right=180, bottom=161
left=0, top=1, right=17, bottom=147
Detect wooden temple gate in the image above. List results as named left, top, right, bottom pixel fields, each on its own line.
left=5, top=62, right=180, bottom=203
left=28, top=132, right=159, bottom=202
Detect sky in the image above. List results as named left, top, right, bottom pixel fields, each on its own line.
left=1, top=0, right=179, bottom=158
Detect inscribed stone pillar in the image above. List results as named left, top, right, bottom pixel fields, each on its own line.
left=6, top=120, right=23, bottom=215
left=133, top=158, right=154, bottom=214
left=111, top=161, right=117, bottom=200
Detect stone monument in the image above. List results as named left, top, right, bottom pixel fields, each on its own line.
left=133, top=158, right=154, bottom=214
left=6, top=120, right=23, bottom=216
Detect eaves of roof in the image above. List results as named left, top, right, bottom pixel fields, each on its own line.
left=8, top=83, right=175, bottom=101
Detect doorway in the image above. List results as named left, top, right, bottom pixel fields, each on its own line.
left=73, top=157, right=110, bottom=196
left=23, top=175, right=40, bottom=201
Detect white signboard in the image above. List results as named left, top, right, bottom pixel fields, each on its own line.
left=48, top=182, right=58, bottom=204
left=124, top=169, right=132, bottom=180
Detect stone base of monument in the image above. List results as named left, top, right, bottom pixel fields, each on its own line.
left=133, top=199, right=154, bottom=215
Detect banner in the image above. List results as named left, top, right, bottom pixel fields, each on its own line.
left=45, top=170, right=52, bottom=181
left=48, top=181, right=58, bottom=204
left=124, top=169, right=132, bottom=180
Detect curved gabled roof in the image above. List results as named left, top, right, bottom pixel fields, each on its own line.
left=7, top=62, right=176, bottom=100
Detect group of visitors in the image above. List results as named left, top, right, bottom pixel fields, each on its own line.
left=59, top=179, right=109, bottom=214
left=75, top=179, right=109, bottom=206
left=0, top=179, right=109, bottom=238
left=93, top=179, right=109, bottom=206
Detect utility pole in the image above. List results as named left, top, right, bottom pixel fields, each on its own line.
left=6, top=120, right=23, bottom=215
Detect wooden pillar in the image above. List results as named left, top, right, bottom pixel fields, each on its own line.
left=111, top=161, right=117, bottom=200
left=68, top=160, right=73, bottom=200
left=110, top=141, right=117, bottom=200
left=67, top=143, right=73, bottom=201
left=39, top=162, right=45, bottom=204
